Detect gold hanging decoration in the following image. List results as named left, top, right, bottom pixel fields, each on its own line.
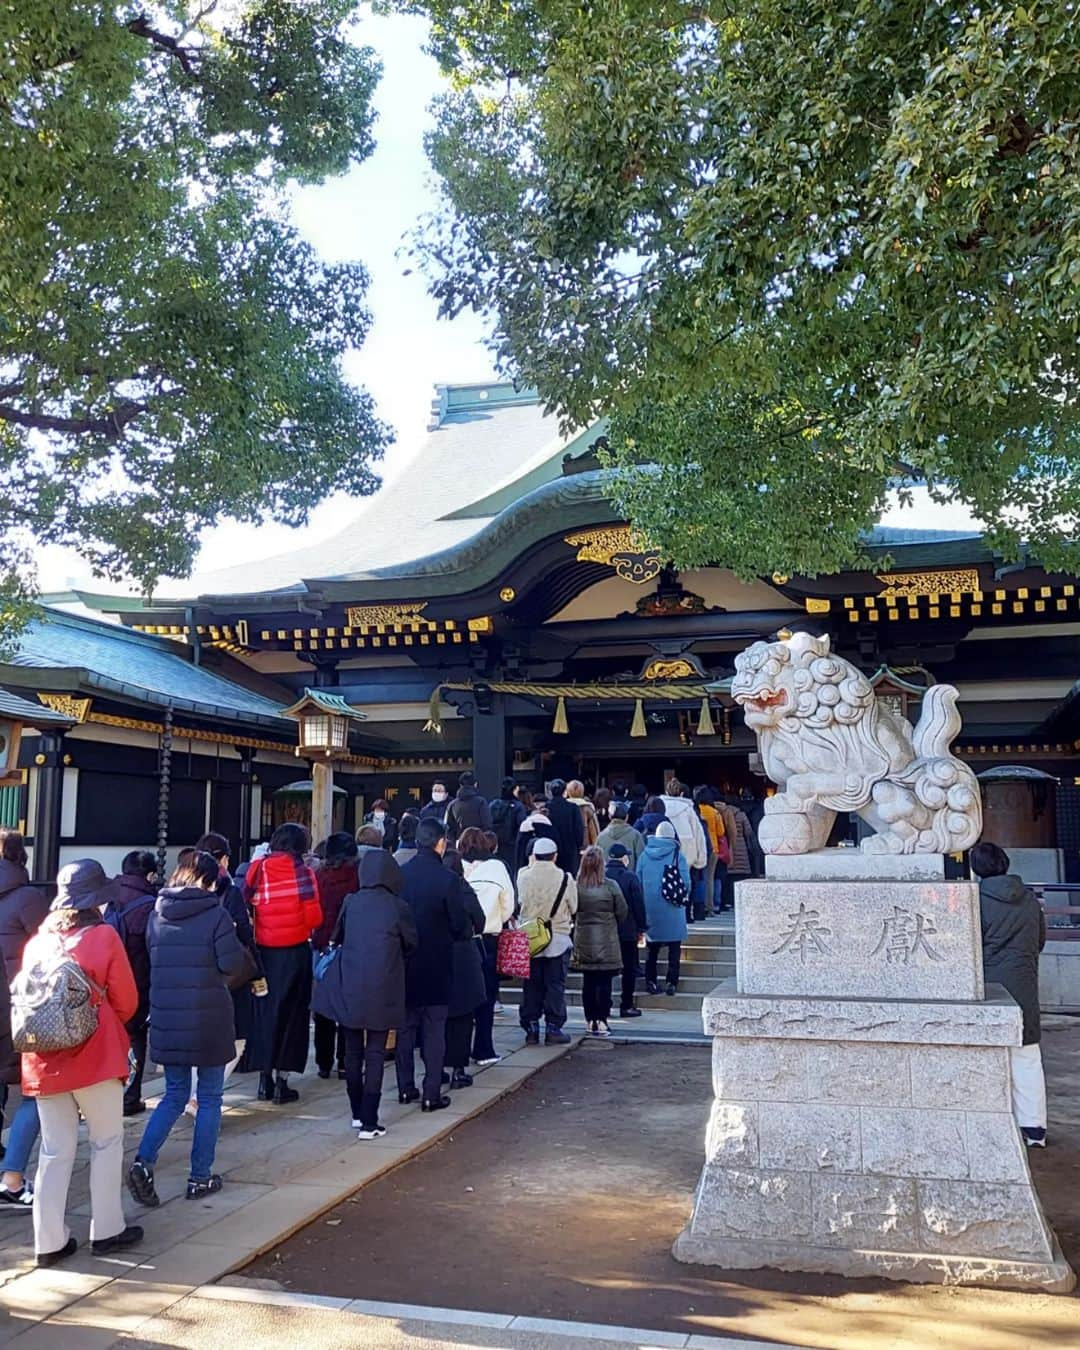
left=552, top=696, right=569, bottom=735
left=630, top=698, right=647, bottom=738
left=696, top=698, right=716, bottom=736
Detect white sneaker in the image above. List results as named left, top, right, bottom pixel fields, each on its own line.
left=474, top=1056, right=501, bottom=1067
left=356, top=1124, right=387, bottom=1141
left=183, top=1099, right=198, bottom=1119
left=351, top=1119, right=363, bottom=1128
left=493, top=1002, right=505, bottom=1015
left=595, top=1021, right=611, bottom=1037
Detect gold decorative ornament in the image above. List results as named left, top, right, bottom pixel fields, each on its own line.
left=499, top=587, right=516, bottom=602
left=563, top=525, right=663, bottom=585
left=466, top=617, right=494, bottom=634
left=804, top=599, right=831, bottom=614
left=38, top=693, right=92, bottom=723
left=876, top=568, right=980, bottom=600
left=346, top=603, right=429, bottom=628
left=643, top=657, right=696, bottom=681
left=771, top=573, right=790, bottom=585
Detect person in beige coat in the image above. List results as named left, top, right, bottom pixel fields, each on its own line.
left=516, top=838, right=578, bottom=1046
left=566, top=781, right=600, bottom=847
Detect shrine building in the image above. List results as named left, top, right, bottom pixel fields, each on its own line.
left=4, top=380, right=1080, bottom=889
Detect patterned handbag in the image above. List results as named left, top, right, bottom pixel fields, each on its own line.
left=496, top=927, right=531, bottom=979
left=11, top=935, right=104, bottom=1054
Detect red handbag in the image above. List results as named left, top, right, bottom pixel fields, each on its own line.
left=496, top=927, right=531, bottom=979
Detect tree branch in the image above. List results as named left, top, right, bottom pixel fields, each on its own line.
left=0, top=401, right=147, bottom=439
left=127, top=15, right=198, bottom=76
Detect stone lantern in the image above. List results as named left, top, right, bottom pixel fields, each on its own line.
left=281, top=690, right=366, bottom=844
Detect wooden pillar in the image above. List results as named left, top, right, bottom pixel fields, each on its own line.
left=472, top=691, right=508, bottom=799
left=237, top=747, right=255, bottom=861
left=30, top=730, right=65, bottom=883
left=311, top=759, right=334, bottom=847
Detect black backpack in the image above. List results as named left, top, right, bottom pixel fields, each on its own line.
left=490, top=798, right=517, bottom=848
left=660, top=841, right=689, bottom=908
left=103, top=893, right=155, bottom=946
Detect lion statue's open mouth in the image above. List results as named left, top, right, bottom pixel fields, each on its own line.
left=738, top=688, right=788, bottom=715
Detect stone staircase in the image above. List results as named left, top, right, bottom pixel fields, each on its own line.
left=498, top=919, right=736, bottom=1014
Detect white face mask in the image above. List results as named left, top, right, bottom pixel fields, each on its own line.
left=431, top=790, right=447, bottom=803
left=373, top=810, right=385, bottom=821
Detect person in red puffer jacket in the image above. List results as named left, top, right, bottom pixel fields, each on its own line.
left=241, top=824, right=322, bottom=1105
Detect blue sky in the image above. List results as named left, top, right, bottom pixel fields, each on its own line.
left=39, top=10, right=496, bottom=592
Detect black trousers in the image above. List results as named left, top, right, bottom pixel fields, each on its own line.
left=343, top=1027, right=389, bottom=1128
left=645, top=941, right=681, bottom=988
left=395, top=1004, right=448, bottom=1102
left=581, top=971, right=614, bottom=1023
left=520, top=951, right=569, bottom=1030
left=124, top=1017, right=149, bottom=1110
left=446, top=1012, right=474, bottom=1071
left=722, top=871, right=750, bottom=910
left=471, top=934, right=499, bottom=1062
left=313, top=1012, right=345, bottom=1074
left=618, top=938, right=640, bottom=1012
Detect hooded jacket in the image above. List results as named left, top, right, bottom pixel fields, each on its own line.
left=0, top=858, right=49, bottom=983
left=572, top=879, right=628, bottom=972
left=311, top=851, right=419, bottom=1031
left=606, top=859, right=647, bottom=940
left=659, top=795, right=707, bottom=870
left=516, top=810, right=558, bottom=871
left=596, top=820, right=645, bottom=865
left=96, top=871, right=157, bottom=1016
left=637, top=834, right=690, bottom=944
left=979, top=873, right=1046, bottom=1045
left=147, top=886, right=248, bottom=1065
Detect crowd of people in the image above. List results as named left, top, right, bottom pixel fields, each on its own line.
left=0, top=771, right=1052, bottom=1268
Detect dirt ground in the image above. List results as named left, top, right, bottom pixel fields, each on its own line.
left=246, top=1026, right=1080, bottom=1350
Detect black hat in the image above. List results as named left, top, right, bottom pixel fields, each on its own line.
left=607, top=843, right=630, bottom=859
left=52, top=859, right=110, bottom=911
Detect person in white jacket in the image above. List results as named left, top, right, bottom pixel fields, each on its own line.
left=459, top=828, right=515, bottom=1066
left=659, top=781, right=707, bottom=871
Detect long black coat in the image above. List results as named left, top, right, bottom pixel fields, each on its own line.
left=445, top=786, right=492, bottom=842
left=0, top=858, right=49, bottom=984
left=147, top=886, right=248, bottom=1066
left=546, top=794, right=585, bottom=875
left=980, top=873, right=1046, bottom=1045
left=449, top=884, right=487, bottom=1018
left=311, top=851, right=418, bottom=1031
left=606, top=860, right=647, bottom=941
left=400, top=848, right=472, bottom=1006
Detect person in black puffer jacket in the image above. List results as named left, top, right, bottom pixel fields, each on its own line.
left=445, top=772, right=492, bottom=844
left=970, top=841, right=1048, bottom=1147
left=127, top=851, right=246, bottom=1207
left=97, top=851, right=158, bottom=1116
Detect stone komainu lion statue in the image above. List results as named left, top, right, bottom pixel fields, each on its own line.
left=731, top=632, right=982, bottom=855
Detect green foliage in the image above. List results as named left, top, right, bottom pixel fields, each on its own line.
left=402, top=0, right=1080, bottom=575
left=0, top=1, right=386, bottom=613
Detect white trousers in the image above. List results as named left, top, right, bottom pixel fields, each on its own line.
left=34, top=1078, right=126, bottom=1255
left=1010, top=1043, right=1047, bottom=1129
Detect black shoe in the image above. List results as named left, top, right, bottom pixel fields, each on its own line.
left=90, top=1225, right=143, bottom=1256
left=645, top=980, right=660, bottom=995
left=398, top=1087, right=420, bottom=1105
left=126, top=1159, right=160, bottom=1209
left=450, top=1071, right=473, bottom=1089
left=122, top=1099, right=146, bottom=1117
left=524, top=1023, right=540, bottom=1046
left=421, top=1095, right=451, bottom=1112
left=545, top=1029, right=572, bottom=1045
left=186, top=1175, right=224, bottom=1199
left=356, top=1123, right=387, bottom=1140
left=256, top=1072, right=274, bottom=1101
left=36, top=1237, right=77, bottom=1267
left=272, top=1079, right=299, bottom=1105
left=619, top=1007, right=643, bottom=1018
left=665, top=983, right=677, bottom=996
left=441, top=1071, right=451, bottom=1085
left=317, top=1068, right=331, bottom=1080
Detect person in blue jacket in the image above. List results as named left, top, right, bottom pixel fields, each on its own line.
left=636, top=821, right=690, bottom=995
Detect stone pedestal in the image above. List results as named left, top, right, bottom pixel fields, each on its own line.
left=674, top=878, right=1075, bottom=1292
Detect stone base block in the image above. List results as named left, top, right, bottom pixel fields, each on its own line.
left=764, top=850, right=945, bottom=882
left=675, top=988, right=1076, bottom=1293
left=735, top=878, right=984, bottom=1001
left=672, top=1227, right=1076, bottom=1293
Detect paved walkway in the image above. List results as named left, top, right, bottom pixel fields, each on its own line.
left=0, top=1013, right=577, bottom=1347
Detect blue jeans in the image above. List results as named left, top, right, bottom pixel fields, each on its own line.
left=1, top=1096, right=40, bottom=1174
left=136, top=1064, right=226, bottom=1181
